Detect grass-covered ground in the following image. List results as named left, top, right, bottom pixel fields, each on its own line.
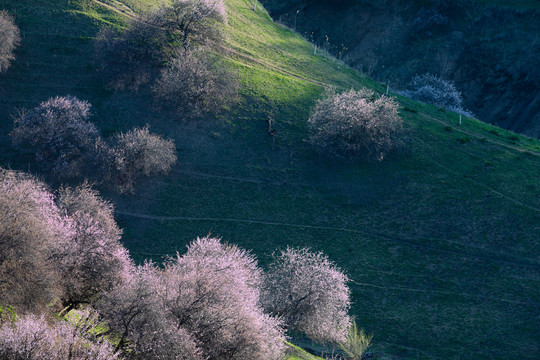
left=0, top=0, right=539, bottom=359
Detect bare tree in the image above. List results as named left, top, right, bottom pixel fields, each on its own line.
left=0, top=10, right=20, bottom=73
left=11, top=96, right=100, bottom=178
left=55, top=183, right=133, bottom=310
left=262, top=247, right=352, bottom=344
left=308, top=88, right=404, bottom=161
left=153, top=0, right=227, bottom=50
left=95, top=18, right=165, bottom=91
left=152, top=47, right=238, bottom=115
left=108, top=126, right=177, bottom=193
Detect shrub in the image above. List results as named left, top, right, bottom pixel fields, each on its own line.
left=108, top=126, right=177, bottom=193
left=153, top=0, right=227, bottom=50
left=0, top=312, right=120, bottom=360
left=402, top=74, right=471, bottom=115
left=95, top=19, right=165, bottom=90
left=0, top=10, right=20, bottom=73
left=262, top=247, right=351, bottom=344
left=152, top=47, right=238, bottom=115
left=11, top=96, right=100, bottom=178
left=308, top=88, right=403, bottom=161
left=55, top=183, right=133, bottom=309
left=0, top=169, right=72, bottom=312
left=339, top=321, right=373, bottom=360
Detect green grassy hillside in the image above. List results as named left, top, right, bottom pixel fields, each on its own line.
left=0, top=1, right=539, bottom=359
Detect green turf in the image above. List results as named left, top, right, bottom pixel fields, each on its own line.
left=0, top=0, right=539, bottom=359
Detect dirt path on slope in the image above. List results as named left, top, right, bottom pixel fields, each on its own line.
left=116, top=211, right=540, bottom=270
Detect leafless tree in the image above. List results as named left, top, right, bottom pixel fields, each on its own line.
left=152, top=47, right=238, bottom=115
left=95, top=18, right=165, bottom=91
left=153, top=0, right=227, bottom=50
left=0, top=10, right=20, bottom=73
left=98, top=263, right=202, bottom=360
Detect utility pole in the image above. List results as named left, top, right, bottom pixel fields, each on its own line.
left=459, top=114, right=462, bottom=125
left=253, top=0, right=256, bottom=11
left=294, top=9, right=299, bottom=31
left=385, top=81, right=389, bottom=96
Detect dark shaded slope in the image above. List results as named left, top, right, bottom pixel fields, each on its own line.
left=262, top=0, right=540, bottom=137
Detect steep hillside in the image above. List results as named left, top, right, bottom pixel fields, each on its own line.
left=0, top=0, right=539, bottom=359
left=261, top=0, right=540, bottom=137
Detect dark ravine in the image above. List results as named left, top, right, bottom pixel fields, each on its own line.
left=261, top=0, right=540, bottom=138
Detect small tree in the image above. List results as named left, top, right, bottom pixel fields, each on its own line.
left=11, top=96, right=100, bottom=178
left=153, top=0, right=227, bottom=50
left=0, top=10, right=20, bottom=73
left=55, top=183, right=133, bottom=310
left=262, top=247, right=351, bottom=344
left=108, top=126, right=177, bottom=193
left=95, top=19, right=165, bottom=90
left=402, top=73, right=468, bottom=114
left=308, top=88, right=403, bottom=161
left=153, top=47, right=238, bottom=115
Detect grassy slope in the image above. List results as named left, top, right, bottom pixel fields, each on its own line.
left=0, top=0, right=539, bottom=359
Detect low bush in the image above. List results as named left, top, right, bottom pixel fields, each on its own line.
left=339, top=321, right=373, bottom=360
left=308, top=88, right=404, bottom=161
